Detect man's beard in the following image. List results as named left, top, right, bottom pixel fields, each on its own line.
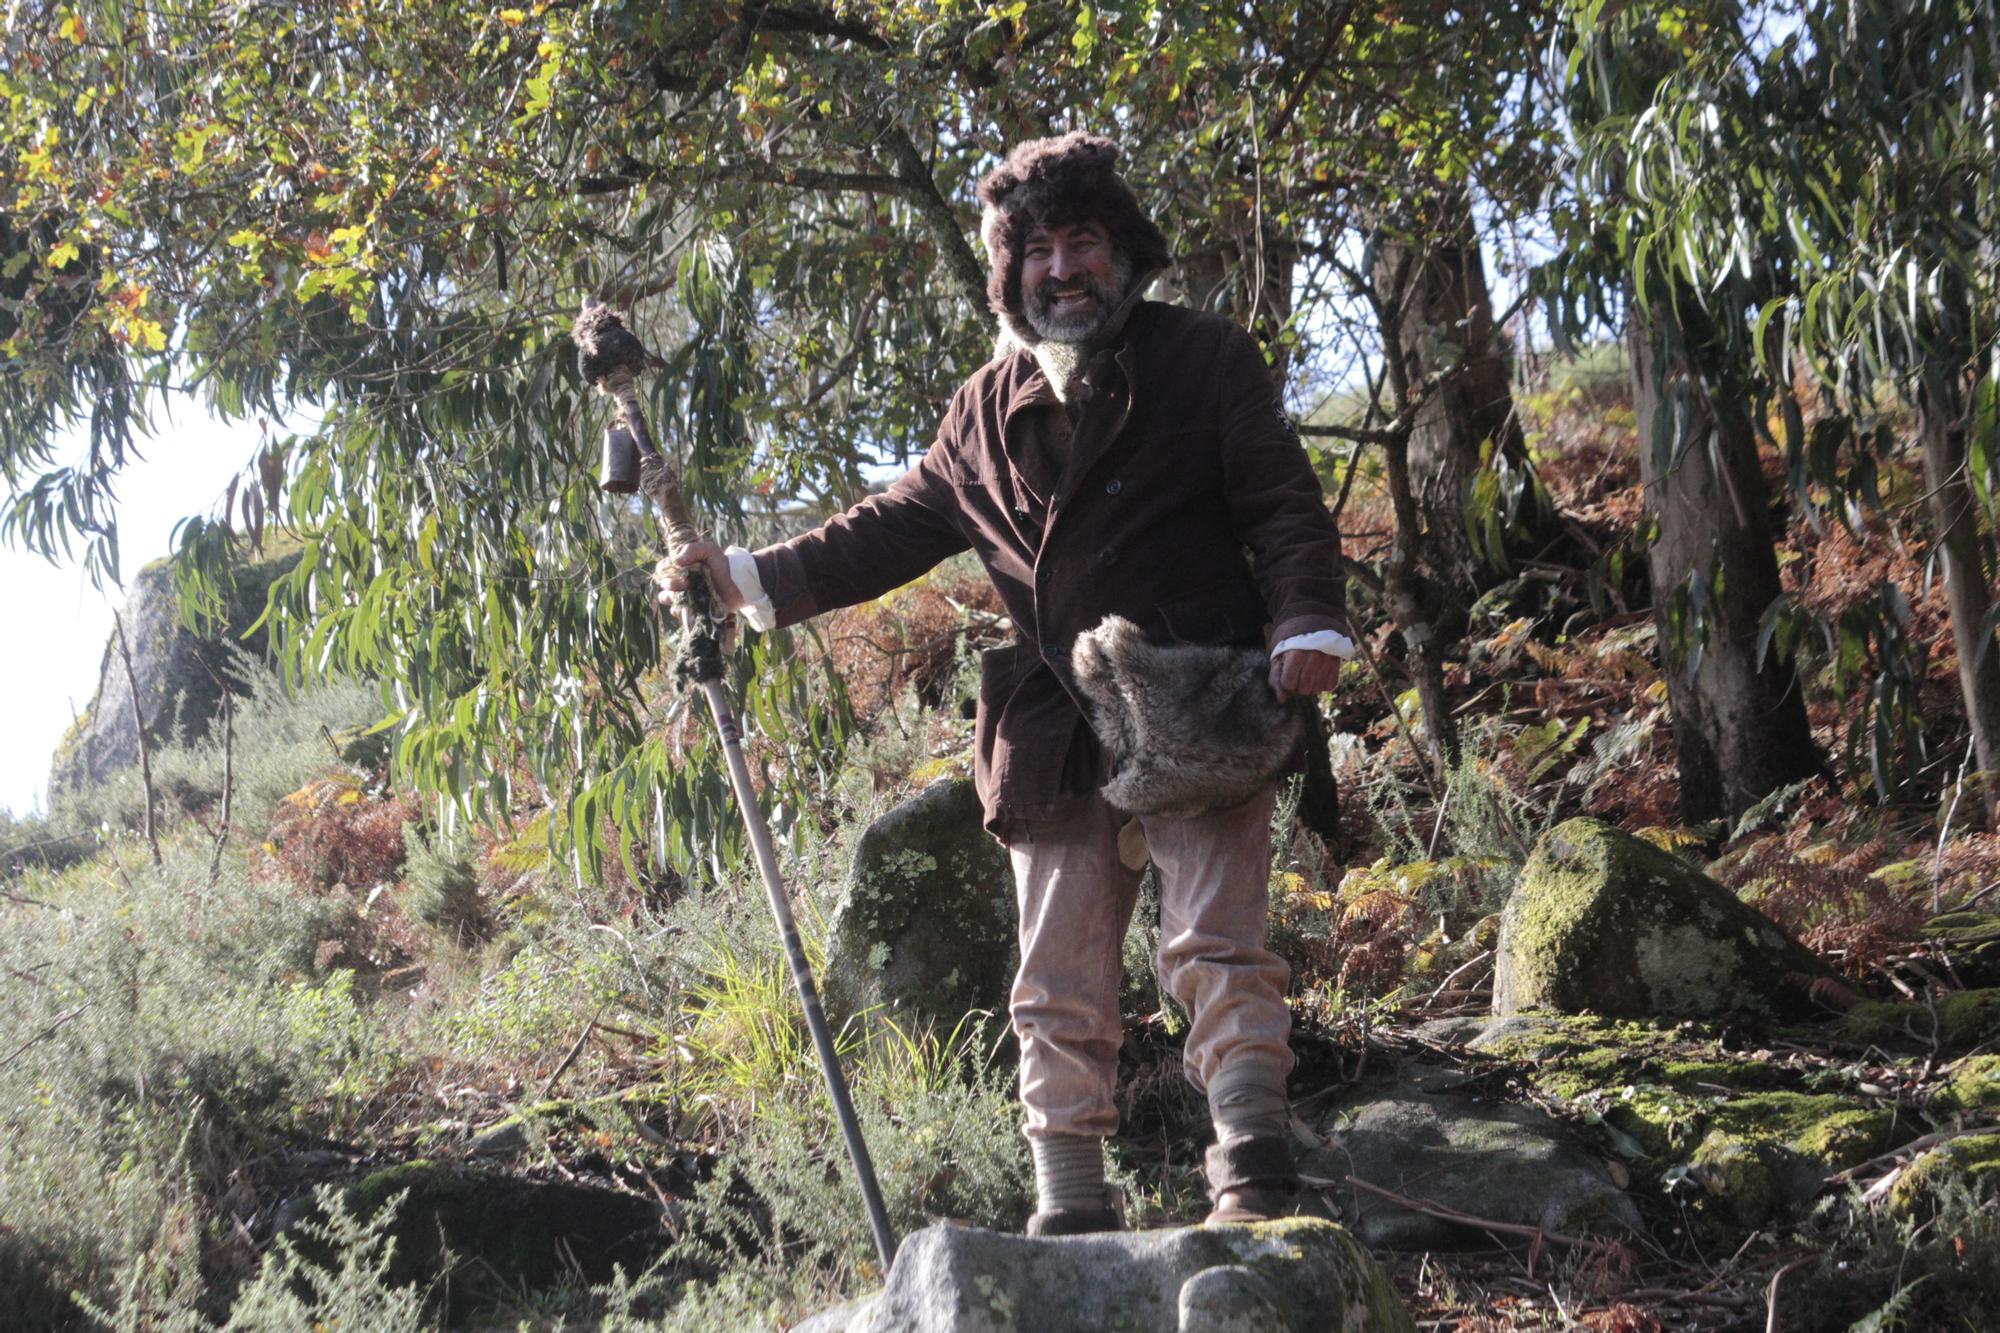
left=1023, top=250, right=1133, bottom=344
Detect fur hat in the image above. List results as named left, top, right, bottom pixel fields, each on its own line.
left=1070, top=616, right=1305, bottom=818
left=977, top=133, right=1170, bottom=345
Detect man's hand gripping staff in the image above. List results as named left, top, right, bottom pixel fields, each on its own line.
left=571, top=300, right=899, bottom=1271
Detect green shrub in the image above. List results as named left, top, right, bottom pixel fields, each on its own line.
left=398, top=821, right=487, bottom=945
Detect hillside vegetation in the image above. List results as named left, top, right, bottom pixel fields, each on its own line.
left=3, top=355, right=1997, bottom=1331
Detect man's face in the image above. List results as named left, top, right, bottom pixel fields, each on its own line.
left=1021, top=220, right=1127, bottom=343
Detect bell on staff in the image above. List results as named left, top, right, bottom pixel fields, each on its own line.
left=600, top=424, right=639, bottom=494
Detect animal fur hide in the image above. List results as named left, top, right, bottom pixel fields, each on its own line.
left=1070, top=615, right=1304, bottom=818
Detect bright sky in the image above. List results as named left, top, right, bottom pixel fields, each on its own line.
left=0, top=408, right=260, bottom=817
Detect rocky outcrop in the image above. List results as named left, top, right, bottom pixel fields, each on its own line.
left=1465, top=1013, right=1914, bottom=1230
left=824, top=779, right=1017, bottom=1031
left=1493, top=818, right=1828, bottom=1021
left=794, top=1218, right=1412, bottom=1333
left=48, top=549, right=299, bottom=799
left=1298, top=1075, right=1641, bottom=1249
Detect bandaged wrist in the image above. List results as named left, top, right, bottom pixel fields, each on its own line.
left=1272, top=627, right=1356, bottom=659
left=724, top=546, right=779, bottom=632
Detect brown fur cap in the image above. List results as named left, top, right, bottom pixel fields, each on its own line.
left=977, top=132, right=1170, bottom=336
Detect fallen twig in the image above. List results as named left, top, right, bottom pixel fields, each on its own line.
left=1826, top=1124, right=2000, bottom=1188
left=538, top=1009, right=603, bottom=1101
left=1420, top=950, right=1492, bottom=1011
left=1764, top=1256, right=1812, bottom=1332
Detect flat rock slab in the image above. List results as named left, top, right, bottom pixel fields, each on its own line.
left=1302, top=1077, right=1641, bottom=1250
left=795, top=1218, right=1412, bottom=1333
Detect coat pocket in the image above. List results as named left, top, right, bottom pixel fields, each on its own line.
left=1158, top=583, right=1268, bottom=648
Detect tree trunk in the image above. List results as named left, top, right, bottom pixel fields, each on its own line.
left=1628, top=314, right=1820, bottom=825
left=1371, top=191, right=1537, bottom=587
left=1176, top=217, right=1296, bottom=369
left=1920, top=395, right=2000, bottom=825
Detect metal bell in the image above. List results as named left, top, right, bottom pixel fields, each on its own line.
left=599, top=423, right=639, bottom=494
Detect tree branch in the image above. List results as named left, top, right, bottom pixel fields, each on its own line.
left=878, top=123, right=990, bottom=319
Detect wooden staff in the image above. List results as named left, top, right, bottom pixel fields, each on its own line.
left=573, top=300, right=899, bottom=1271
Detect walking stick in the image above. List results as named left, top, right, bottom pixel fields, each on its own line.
left=573, top=300, right=899, bottom=1271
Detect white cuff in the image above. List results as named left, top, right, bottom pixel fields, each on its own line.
left=725, top=546, right=778, bottom=632
left=1272, top=628, right=1356, bottom=659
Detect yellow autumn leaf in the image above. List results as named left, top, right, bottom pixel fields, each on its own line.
left=47, top=240, right=79, bottom=270
left=499, top=7, right=527, bottom=24
left=59, top=12, right=85, bottom=42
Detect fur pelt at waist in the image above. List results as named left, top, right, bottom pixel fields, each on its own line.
left=1070, top=615, right=1304, bottom=818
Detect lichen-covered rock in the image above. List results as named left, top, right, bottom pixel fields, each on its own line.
left=793, top=1218, right=1412, bottom=1333
left=1493, top=818, right=1827, bottom=1021
left=825, top=779, right=1016, bottom=1030
left=49, top=548, right=300, bottom=799
left=1299, top=1082, right=1640, bottom=1249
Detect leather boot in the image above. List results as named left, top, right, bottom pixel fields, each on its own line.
left=1025, top=1188, right=1124, bottom=1237
left=1202, top=1135, right=1299, bottom=1225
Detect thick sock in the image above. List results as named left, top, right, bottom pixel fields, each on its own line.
left=1030, top=1134, right=1108, bottom=1213
left=1207, top=1062, right=1289, bottom=1145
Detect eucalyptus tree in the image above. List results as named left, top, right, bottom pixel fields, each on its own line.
left=1554, top=0, right=2000, bottom=822
left=1544, top=0, right=1823, bottom=824
left=0, top=0, right=1573, bottom=870
left=1772, top=0, right=2000, bottom=822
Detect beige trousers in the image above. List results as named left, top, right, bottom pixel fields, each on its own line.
left=1006, top=783, right=1294, bottom=1140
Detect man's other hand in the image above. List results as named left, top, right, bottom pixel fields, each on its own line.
left=654, top=541, right=746, bottom=614
left=1268, top=649, right=1341, bottom=703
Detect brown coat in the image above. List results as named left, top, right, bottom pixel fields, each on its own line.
left=752, top=301, right=1348, bottom=835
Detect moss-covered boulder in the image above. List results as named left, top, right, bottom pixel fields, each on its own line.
left=1685, top=1093, right=1906, bottom=1227
left=1888, top=1133, right=2000, bottom=1219
left=794, top=1218, right=1412, bottom=1332
left=1838, top=989, right=2000, bottom=1055
left=824, top=778, right=1016, bottom=1031
left=1935, top=1055, right=2000, bottom=1114
left=1493, top=818, right=1827, bottom=1021
left=303, top=1161, right=669, bottom=1324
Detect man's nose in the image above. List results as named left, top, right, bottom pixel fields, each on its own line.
left=1047, top=244, right=1078, bottom=280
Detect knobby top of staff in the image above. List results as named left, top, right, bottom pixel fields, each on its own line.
left=572, top=298, right=653, bottom=388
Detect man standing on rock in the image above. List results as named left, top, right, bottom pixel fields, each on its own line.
left=659, top=132, right=1353, bottom=1234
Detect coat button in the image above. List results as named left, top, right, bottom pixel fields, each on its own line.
left=1036, top=565, right=1052, bottom=583
left=1104, top=478, right=1122, bottom=495
left=1041, top=641, right=1059, bottom=658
